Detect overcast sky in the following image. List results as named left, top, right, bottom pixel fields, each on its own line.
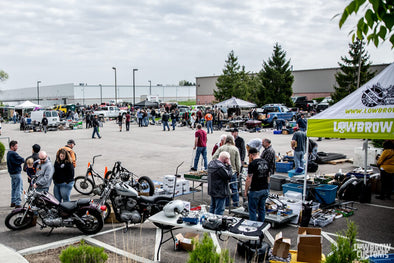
left=1, top=0, right=393, bottom=90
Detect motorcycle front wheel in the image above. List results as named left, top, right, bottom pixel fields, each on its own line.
left=137, top=176, right=155, bottom=196
left=5, top=209, right=35, bottom=230
left=76, top=209, right=104, bottom=235
left=74, top=176, right=94, bottom=195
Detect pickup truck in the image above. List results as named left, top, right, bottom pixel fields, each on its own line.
left=291, top=96, right=315, bottom=110
left=258, top=104, right=296, bottom=127
left=93, top=106, right=127, bottom=119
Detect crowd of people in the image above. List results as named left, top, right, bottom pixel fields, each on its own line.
left=6, top=139, right=77, bottom=208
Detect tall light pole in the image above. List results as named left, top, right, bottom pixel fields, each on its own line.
left=133, top=68, right=138, bottom=106
left=79, top=83, right=86, bottom=105
left=148, top=80, right=151, bottom=96
left=37, top=81, right=41, bottom=104
left=99, top=84, right=102, bottom=104
left=112, top=67, right=117, bottom=104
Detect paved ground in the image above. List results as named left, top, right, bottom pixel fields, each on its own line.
left=0, top=121, right=393, bottom=262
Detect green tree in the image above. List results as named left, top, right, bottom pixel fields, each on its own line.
left=214, top=50, right=245, bottom=102
left=0, top=70, right=9, bottom=82
left=332, top=39, right=376, bottom=103
left=179, top=80, right=195, bottom=86
left=256, top=43, right=294, bottom=107
left=338, top=0, right=394, bottom=48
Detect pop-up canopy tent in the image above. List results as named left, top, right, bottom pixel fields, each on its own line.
left=215, top=97, right=256, bottom=108
left=15, top=100, right=41, bottom=109
left=305, top=62, right=394, bottom=200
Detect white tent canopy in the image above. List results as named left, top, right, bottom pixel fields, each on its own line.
left=215, top=97, right=256, bottom=108
left=15, top=100, right=41, bottom=109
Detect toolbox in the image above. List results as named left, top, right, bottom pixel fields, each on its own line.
left=271, top=174, right=289, bottom=191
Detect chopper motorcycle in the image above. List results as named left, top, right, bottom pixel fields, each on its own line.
left=5, top=181, right=105, bottom=235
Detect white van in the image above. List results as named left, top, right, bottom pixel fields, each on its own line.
left=30, top=110, right=60, bottom=130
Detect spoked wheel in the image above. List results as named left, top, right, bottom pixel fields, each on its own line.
left=137, top=176, right=155, bottom=196
left=74, top=176, right=94, bottom=195
left=5, top=210, right=34, bottom=230
left=76, top=209, right=104, bottom=235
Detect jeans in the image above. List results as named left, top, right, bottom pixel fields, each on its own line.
left=172, top=119, right=177, bottom=130
left=151, top=116, right=155, bottom=124
left=209, top=196, right=226, bottom=215
left=162, top=121, right=170, bottom=131
left=92, top=127, right=101, bottom=138
left=294, top=150, right=305, bottom=169
left=126, top=121, right=130, bottom=131
left=206, top=120, right=213, bottom=133
left=138, top=118, right=143, bottom=127
left=144, top=117, right=149, bottom=126
left=10, top=173, right=23, bottom=205
left=248, top=189, right=269, bottom=222
left=226, top=172, right=239, bottom=207
left=194, top=147, right=208, bottom=170
left=54, top=181, right=74, bottom=202
left=218, top=120, right=222, bottom=130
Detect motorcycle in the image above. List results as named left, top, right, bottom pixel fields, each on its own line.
left=95, top=162, right=184, bottom=230
left=5, top=180, right=105, bottom=235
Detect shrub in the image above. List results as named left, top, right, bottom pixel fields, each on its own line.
left=59, top=240, right=108, bottom=263
left=188, top=233, right=233, bottom=263
left=0, top=142, right=5, bottom=163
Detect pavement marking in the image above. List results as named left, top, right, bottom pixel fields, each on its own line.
left=363, top=203, right=394, bottom=210
left=323, top=231, right=394, bottom=251
left=18, top=236, right=83, bottom=255
left=321, top=231, right=337, bottom=245
left=85, top=237, right=154, bottom=263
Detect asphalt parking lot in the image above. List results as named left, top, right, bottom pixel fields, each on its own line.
left=0, top=121, right=393, bottom=262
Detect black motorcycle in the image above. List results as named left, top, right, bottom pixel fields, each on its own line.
left=5, top=181, right=105, bottom=235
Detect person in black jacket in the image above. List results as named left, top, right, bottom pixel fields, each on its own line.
left=162, top=111, right=170, bottom=131
left=92, top=115, right=102, bottom=139
left=231, top=128, right=246, bottom=163
left=207, top=151, right=233, bottom=215
left=7, top=140, right=25, bottom=208
left=53, top=148, right=74, bottom=202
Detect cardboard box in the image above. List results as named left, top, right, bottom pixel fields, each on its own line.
left=175, top=233, right=199, bottom=251
left=272, top=232, right=291, bottom=258
left=297, top=227, right=322, bottom=263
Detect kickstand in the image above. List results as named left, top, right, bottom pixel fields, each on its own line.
left=123, top=222, right=129, bottom=233
left=47, top=227, right=54, bottom=236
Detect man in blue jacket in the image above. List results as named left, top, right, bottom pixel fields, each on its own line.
left=7, top=140, right=25, bottom=208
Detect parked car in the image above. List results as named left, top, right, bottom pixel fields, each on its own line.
left=259, top=104, right=296, bottom=127
left=30, top=110, right=60, bottom=130
left=316, top=97, right=333, bottom=112
left=291, top=96, right=315, bottom=111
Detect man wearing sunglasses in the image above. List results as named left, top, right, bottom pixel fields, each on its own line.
left=33, top=151, right=54, bottom=192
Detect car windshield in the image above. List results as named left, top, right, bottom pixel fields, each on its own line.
left=52, top=111, right=58, bottom=117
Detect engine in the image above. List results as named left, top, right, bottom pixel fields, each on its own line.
left=113, top=195, right=142, bottom=224
left=39, top=208, right=73, bottom=227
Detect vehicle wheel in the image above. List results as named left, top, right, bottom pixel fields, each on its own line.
left=74, top=176, right=94, bottom=195
left=137, top=176, right=155, bottom=196
left=76, top=209, right=104, bottom=235
left=5, top=209, right=34, bottom=230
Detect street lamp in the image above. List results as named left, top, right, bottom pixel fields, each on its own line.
left=148, top=80, right=151, bottom=96
left=133, top=68, right=138, bottom=106
left=37, top=81, right=41, bottom=104
left=112, top=67, right=117, bottom=104
left=99, top=84, right=102, bottom=104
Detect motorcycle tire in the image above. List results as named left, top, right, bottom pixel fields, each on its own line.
left=5, top=209, right=35, bottom=230
left=74, top=176, right=95, bottom=195
left=137, top=176, right=155, bottom=196
left=75, top=208, right=104, bottom=235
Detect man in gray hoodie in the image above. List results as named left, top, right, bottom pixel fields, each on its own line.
left=207, top=151, right=233, bottom=215
left=33, top=151, right=54, bottom=192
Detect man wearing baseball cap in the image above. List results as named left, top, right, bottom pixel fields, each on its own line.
left=57, top=139, right=77, bottom=168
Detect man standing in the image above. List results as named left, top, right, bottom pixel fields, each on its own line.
left=7, top=140, right=25, bottom=208
left=150, top=108, right=156, bottom=125
left=117, top=113, right=123, bottom=132
left=125, top=111, right=131, bottom=131
left=162, top=111, right=170, bottom=131
left=231, top=128, right=246, bottom=164
left=291, top=129, right=307, bottom=170
left=244, top=147, right=270, bottom=222
left=34, top=151, right=54, bottom=192
left=260, top=138, right=276, bottom=176
left=92, top=115, right=102, bottom=139
left=41, top=115, right=48, bottom=133
left=205, top=110, right=213, bottom=134
left=191, top=124, right=208, bottom=171
left=212, top=135, right=241, bottom=207
left=23, top=144, right=41, bottom=171
left=208, top=151, right=233, bottom=215
left=58, top=139, right=77, bottom=168
left=296, top=113, right=307, bottom=132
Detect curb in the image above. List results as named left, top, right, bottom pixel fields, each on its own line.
left=0, top=244, right=29, bottom=263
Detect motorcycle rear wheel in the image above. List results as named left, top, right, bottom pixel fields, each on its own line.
left=76, top=209, right=104, bottom=235
left=74, top=176, right=94, bottom=195
left=5, top=209, right=34, bottom=230
left=137, top=176, right=155, bottom=196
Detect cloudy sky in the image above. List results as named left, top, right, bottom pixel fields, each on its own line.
left=1, top=0, right=393, bottom=90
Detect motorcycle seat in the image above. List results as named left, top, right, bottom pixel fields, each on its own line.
left=77, top=198, right=91, bottom=206
left=60, top=199, right=91, bottom=212
left=139, top=195, right=172, bottom=203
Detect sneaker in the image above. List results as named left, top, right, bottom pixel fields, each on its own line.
left=10, top=203, right=15, bottom=207
left=190, top=167, right=197, bottom=171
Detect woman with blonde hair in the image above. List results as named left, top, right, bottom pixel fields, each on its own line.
left=53, top=148, right=74, bottom=202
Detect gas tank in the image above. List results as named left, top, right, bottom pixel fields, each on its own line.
left=115, top=182, right=138, bottom=197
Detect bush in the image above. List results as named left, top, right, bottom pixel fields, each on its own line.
left=0, top=142, right=5, bottom=163
left=59, top=240, right=108, bottom=263
left=188, top=233, right=233, bottom=263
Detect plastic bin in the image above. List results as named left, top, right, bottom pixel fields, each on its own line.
left=282, top=183, right=304, bottom=195
left=369, top=254, right=394, bottom=263
left=288, top=169, right=304, bottom=178
left=314, top=184, right=338, bottom=204
left=270, top=174, right=289, bottom=191
left=273, top=130, right=282, bottom=134
left=276, top=162, right=293, bottom=173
